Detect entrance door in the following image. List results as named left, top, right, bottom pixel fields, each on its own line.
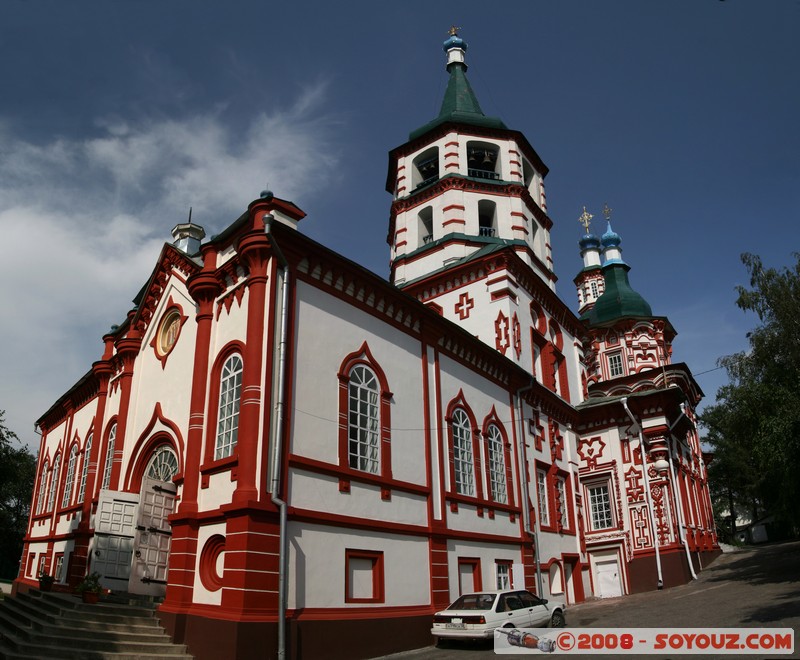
left=129, top=476, right=177, bottom=596
left=595, top=558, right=623, bottom=598
left=93, top=490, right=139, bottom=591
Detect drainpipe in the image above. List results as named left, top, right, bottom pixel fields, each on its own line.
left=621, top=398, right=663, bottom=590
left=515, top=381, right=543, bottom=597
left=668, top=403, right=698, bottom=580
left=264, top=212, right=289, bottom=660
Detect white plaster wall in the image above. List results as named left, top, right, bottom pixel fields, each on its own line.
left=290, top=282, right=427, bottom=486
left=446, top=538, right=521, bottom=600
left=192, top=522, right=226, bottom=606
left=288, top=469, right=427, bottom=526
left=287, top=521, right=430, bottom=609
left=445, top=503, right=520, bottom=538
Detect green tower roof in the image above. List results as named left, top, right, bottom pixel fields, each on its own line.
left=409, top=36, right=506, bottom=141
left=583, top=262, right=653, bottom=325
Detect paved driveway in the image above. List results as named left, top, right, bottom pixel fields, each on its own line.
left=378, top=540, right=799, bottom=659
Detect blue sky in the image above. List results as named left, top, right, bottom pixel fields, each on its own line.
left=1, top=1, right=797, bottom=450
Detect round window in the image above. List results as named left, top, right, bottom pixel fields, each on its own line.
left=158, top=309, right=182, bottom=356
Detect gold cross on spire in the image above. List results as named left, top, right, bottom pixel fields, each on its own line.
left=602, top=203, right=613, bottom=221
left=448, top=25, right=461, bottom=37
left=578, top=206, right=593, bottom=233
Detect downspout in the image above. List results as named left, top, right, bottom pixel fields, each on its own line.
left=621, top=398, right=663, bottom=590
left=264, top=212, right=289, bottom=660
left=668, top=403, right=698, bottom=580
left=515, top=380, right=543, bottom=597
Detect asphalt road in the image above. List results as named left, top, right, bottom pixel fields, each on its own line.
left=378, top=540, right=799, bottom=660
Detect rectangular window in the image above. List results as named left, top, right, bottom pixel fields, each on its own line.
left=608, top=353, right=624, bottom=378
left=496, top=560, right=512, bottom=590
left=37, top=555, right=47, bottom=577
left=345, top=549, right=384, bottom=603
left=556, top=476, right=568, bottom=529
left=588, top=482, right=614, bottom=530
left=537, top=470, right=550, bottom=526
left=53, top=553, right=64, bottom=582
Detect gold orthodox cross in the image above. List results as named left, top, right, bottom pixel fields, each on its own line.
left=603, top=203, right=613, bottom=221
left=578, top=206, right=593, bottom=233
left=448, top=25, right=461, bottom=37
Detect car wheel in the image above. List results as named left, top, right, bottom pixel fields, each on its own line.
left=549, top=610, right=566, bottom=628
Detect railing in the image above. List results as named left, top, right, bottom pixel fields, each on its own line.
left=415, top=176, right=439, bottom=190
left=423, top=234, right=435, bottom=244
left=479, top=227, right=496, bottom=237
left=468, top=169, right=500, bottom=181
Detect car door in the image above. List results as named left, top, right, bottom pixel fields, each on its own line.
left=496, top=592, right=532, bottom=628
left=519, top=591, right=551, bottom=626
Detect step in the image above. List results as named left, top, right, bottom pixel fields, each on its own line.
left=0, top=609, right=172, bottom=646
left=14, top=594, right=160, bottom=628
left=35, top=591, right=158, bottom=618
left=4, top=596, right=161, bottom=633
left=0, top=627, right=190, bottom=657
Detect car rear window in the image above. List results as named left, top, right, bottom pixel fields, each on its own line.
left=448, top=594, right=496, bottom=610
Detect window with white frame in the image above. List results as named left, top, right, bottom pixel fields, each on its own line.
left=215, top=354, right=243, bottom=460
left=77, top=434, right=92, bottom=502
left=556, top=475, right=568, bottom=527
left=496, top=561, right=512, bottom=590
left=486, top=424, right=507, bottom=504
left=61, top=446, right=78, bottom=508
left=53, top=554, right=64, bottom=582
left=46, top=454, right=61, bottom=512
left=537, top=469, right=549, bottom=526
left=451, top=408, right=474, bottom=496
left=35, top=461, right=48, bottom=515
left=587, top=481, right=614, bottom=530
left=608, top=352, right=624, bottom=378
left=101, top=424, right=116, bottom=490
left=590, top=280, right=599, bottom=298
left=347, top=365, right=380, bottom=474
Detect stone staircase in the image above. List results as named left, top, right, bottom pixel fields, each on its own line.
left=0, top=589, right=192, bottom=659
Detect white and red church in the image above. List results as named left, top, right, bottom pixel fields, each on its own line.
left=16, top=31, right=718, bottom=659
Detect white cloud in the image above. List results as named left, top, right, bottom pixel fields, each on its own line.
left=0, top=82, right=339, bottom=449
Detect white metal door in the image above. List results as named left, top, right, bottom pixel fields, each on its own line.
left=129, top=476, right=176, bottom=596
left=595, top=559, right=623, bottom=598
left=93, top=490, right=139, bottom=590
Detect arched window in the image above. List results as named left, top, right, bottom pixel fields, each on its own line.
left=337, top=343, right=393, bottom=482
left=486, top=424, right=507, bottom=504
left=61, top=445, right=78, bottom=508
left=101, top=424, right=116, bottom=490
left=347, top=365, right=380, bottom=474
left=412, top=146, right=439, bottom=190
left=77, top=433, right=92, bottom=502
left=451, top=408, right=474, bottom=497
left=35, top=461, right=49, bottom=515
left=46, top=454, right=61, bottom=512
left=145, top=445, right=179, bottom=482
left=215, top=354, right=243, bottom=460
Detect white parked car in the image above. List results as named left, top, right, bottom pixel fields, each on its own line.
left=431, top=589, right=566, bottom=641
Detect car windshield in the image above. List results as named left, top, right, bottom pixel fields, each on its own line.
left=447, top=594, right=496, bottom=611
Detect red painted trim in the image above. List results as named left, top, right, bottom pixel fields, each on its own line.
left=457, top=557, right=482, bottom=594
left=345, top=549, right=385, bottom=604
left=199, top=534, right=225, bottom=592
left=288, top=455, right=427, bottom=496
left=337, top=342, right=393, bottom=480
left=444, top=392, right=483, bottom=500
left=442, top=204, right=466, bottom=213
left=442, top=218, right=466, bottom=227
left=202, top=341, right=247, bottom=467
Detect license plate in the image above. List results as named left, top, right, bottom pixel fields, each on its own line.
left=445, top=623, right=466, bottom=629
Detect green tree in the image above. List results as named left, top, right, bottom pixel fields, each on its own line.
left=702, top=253, right=800, bottom=536
left=0, top=410, right=36, bottom=580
